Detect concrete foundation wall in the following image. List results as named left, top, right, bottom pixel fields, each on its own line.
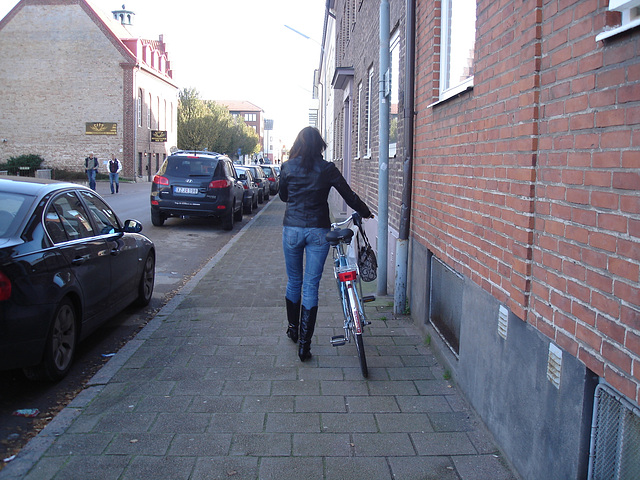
left=411, top=239, right=598, bottom=479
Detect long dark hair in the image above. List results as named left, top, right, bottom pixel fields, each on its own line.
left=289, top=127, right=326, bottom=170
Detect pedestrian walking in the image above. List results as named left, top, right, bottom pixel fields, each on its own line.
left=108, top=153, right=122, bottom=194
left=279, top=127, right=372, bottom=361
left=84, top=152, right=98, bottom=191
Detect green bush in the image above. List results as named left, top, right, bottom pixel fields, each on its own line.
left=0, top=154, right=45, bottom=176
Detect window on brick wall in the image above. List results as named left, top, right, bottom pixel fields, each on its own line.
left=147, top=93, right=151, bottom=129
left=356, top=81, right=362, bottom=158
left=439, top=0, right=476, bottom=101
left=137, top=89, right=142, bottom=127
left=366, top=66, right=374, bottom=158
left=389, top=29, right=400, bottom=158
left=596, top=0, right=640, bottom=40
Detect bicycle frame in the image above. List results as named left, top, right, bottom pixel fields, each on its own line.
left=328, top=213, right=371, bottom=377
left=333, top=243, right=364, bottom=336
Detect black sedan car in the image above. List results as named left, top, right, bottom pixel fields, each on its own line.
left=0, top=177, right=155, bottom=381
left=245, top=165, right=270, bottom=203
left=235, top=166, right=259, bottom=214
left=150, top=151, right=245, bottom=230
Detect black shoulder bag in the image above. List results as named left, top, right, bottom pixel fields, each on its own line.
left=354, top=215, right=377, bottom=282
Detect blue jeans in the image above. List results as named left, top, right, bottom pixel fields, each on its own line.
left=283, top=226, right=330, bottom=309
left=109, top=172, right=119, bottom=193
left=86, top=169, right=96, bottom=190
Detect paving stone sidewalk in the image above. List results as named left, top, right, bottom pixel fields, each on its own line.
left=0, top=199, right=519, bottom=480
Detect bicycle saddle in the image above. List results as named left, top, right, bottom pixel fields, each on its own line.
left=326, top=228, right=354, bottom=245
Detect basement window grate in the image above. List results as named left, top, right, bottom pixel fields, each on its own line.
left=588, top=383, right=640, bottom=480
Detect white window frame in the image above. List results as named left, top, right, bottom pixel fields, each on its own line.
left=356, top=81, right=362, bottom=158
left=439, top=0, right=476, bottom=102
left=147, top=93, right=151, bottom=129
left=596, top=0, right=640, bottom=41
left=366, top=66, right=373, bottom=158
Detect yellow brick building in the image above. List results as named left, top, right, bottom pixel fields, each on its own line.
left=0, top=0, right=178, bottom=180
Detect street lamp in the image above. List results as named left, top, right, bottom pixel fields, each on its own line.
left=284, top=24, right=324, bottom=52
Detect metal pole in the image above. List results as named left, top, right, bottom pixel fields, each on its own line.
left=394, top=0, right=416, bottom=314
left=377, top=0, right=390, bottom=297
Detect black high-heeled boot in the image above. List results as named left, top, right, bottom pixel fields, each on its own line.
left=285, top=297, right=301, bottom=343
left=298, top=306, right=318, bottom=361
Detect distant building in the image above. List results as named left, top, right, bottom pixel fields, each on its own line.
left=0, top=0, right=178, bottom=180
left=216, top=100, right=265, bottom=160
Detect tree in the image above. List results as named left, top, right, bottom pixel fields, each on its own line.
left=177, top=88, right=260, bottom=157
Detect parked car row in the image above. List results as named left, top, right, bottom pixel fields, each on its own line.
left=150, top=151, right=277, bottom=230
left=259, top=164, right=280, bottom=195
left=0, top=177, right=155, bottom=381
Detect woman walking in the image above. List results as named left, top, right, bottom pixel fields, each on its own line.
left=279, top=127, right=372, bottom=361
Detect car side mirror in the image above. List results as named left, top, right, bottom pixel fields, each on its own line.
left=123, top=219, right=143, bottom=233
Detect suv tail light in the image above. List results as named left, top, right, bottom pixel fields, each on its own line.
left=153, top=175, right=169, bottom=186
left=209, top=179, right=232, bottom=189
left=242, top=183, right=249, bottom=190
left=267, top=177, right=275, bottom=182
left=0, top=271, right=11, bottom=301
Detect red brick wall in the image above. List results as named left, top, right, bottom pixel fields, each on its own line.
left=413, top=0, right=640, bottom=401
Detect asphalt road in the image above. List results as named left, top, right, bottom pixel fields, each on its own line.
left=0, top=179, right=267, bottom=468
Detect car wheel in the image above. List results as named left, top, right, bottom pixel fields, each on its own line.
left=258, top=190, right=264, bottom=204
left=151, top=210, right=165, bottom=226
left=23, top=298, right=77, bottom=382
left=222, top=204, right=234, bottom=231
left=244, top=197, right=253, bottom=214
left=253, top=194, right=258, bottom=209
left=133, top=251, right=155, bottom=307
left=234, top=200, right=244, bottom=221
left=264, top=190, right=270, bottom=201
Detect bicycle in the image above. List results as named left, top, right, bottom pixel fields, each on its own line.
left=326, top=212, right=375, bottom=377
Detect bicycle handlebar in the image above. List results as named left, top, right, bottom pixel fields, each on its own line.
left=331, top=212, right=362, bottom=230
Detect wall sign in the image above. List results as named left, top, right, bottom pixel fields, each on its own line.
left=151, top=130, right=167, bottom=142
left=86, top=122, right=117, bottom=135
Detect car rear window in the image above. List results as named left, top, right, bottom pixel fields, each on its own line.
left=0, top=192, right=31, bottom=237
left=167, top=157, right=220, bottom=177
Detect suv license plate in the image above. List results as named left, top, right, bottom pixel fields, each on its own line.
left=175, top=187, right=198, bottom=194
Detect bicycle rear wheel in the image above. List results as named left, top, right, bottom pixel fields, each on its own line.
left=347, top=291, right=368, bottom=378
left=354, top=331, right=368, bottom=378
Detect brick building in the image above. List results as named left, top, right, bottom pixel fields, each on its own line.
left=321, top=0, right=639, bottom=478
left=216, top=100, right=266, bottom=161
left=321, top=0, right=408, bottom=266
left=0, top=0, right=178, bottom=180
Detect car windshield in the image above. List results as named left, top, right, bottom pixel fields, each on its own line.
left=0, top=192, right=31, bottom=238
left=262, top=167, right=273, bottom=176
left=167, top=157, right=219, bottom=177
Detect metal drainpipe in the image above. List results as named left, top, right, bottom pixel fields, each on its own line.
left=377, top=0, right=390, bottom=297
left=393, top=0, right=416, bottom=314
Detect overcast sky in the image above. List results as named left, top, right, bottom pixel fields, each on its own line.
left=0, top=0, right=327, bottom=149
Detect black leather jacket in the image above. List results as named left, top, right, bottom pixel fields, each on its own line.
left=279, top=155, right=372, bottom=228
